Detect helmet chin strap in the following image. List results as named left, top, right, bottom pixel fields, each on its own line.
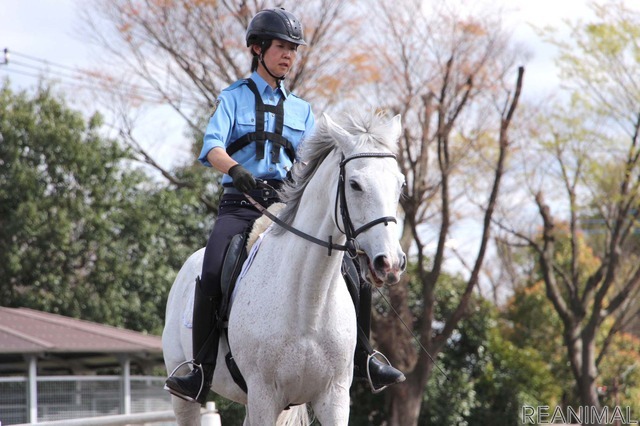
left=259, top=53, right=287, bottom=88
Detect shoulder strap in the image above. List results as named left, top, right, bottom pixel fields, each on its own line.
left=226, top=79, right=295, bottom=163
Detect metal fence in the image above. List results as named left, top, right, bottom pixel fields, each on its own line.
left=0, top=375, right=172, bottom=425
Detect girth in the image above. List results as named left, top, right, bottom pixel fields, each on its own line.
left=226, top=79, right=296, bottom=164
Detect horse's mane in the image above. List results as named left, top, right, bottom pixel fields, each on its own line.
left=273, top=110, right=398, bottom=234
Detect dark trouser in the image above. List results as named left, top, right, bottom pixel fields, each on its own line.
left=164, top=191, right=282, bottom=404
left=193, top=195, right=264, bottom=364
left=355, top=281, right=373, bottom=364
left=190, top=191, right=402, bottom=392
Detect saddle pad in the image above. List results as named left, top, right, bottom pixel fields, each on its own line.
left=231, top=228, right=268, bottom=305
left=183, top=290, right=194, bottom=329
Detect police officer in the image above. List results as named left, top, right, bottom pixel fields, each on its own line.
left=164, top=7, right=404, bottom=405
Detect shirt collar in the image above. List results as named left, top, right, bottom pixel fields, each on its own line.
left=250, top=72, right=288, bottom=99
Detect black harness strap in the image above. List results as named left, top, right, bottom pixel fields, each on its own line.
left=244, top=152, right=399, bottom=258
left=335, top=153, right=398, bottom=243
left=226, top=79, right=296, bottom=163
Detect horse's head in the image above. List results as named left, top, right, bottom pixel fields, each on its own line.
left=324, top=112, right=407, bottom=287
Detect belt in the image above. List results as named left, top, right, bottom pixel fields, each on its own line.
left=223, top=186, right=280, bottom=199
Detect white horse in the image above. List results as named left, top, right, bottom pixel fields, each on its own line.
left=162, top=111, right=407, bottom=425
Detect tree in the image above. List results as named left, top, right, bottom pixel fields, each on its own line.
left=357, top=1, right=525, bottom=423
left=79, top=0, right=374, bottom=186
left=0, top=82, right=206, bottom=334
left=501, top=235, right=640, bottom=416
left=502, top=0, right=640, bottom=412
left=79, top=0, right=527, bottom=422
left=421, top=274, right=562, bottom=426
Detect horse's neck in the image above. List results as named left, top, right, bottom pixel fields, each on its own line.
left=275, top=168, right=346, bottom=329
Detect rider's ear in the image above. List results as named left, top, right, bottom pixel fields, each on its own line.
left=323, top=113, right=351, bottom=145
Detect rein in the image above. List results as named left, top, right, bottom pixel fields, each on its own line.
left=243, top=152, right=450, bottom=380
left=242, top=152, right=398, bottom=257
left=243, top=189, right=352, bottom=256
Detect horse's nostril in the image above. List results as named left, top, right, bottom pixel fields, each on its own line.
left=373, top=255, right=390, bottom=271
left=400, top=254, right=407, bottom=271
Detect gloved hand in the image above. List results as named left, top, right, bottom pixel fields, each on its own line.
left=228, top=164, right=257, bottom=193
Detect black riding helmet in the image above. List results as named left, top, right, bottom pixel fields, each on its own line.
left=246, top=8, right=306, bottom=47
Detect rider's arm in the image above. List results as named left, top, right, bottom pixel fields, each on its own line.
left=207, top=147, right=239, bottom=175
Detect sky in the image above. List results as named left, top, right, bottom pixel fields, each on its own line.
left=1, top=0, right=593, bottom=93
left=0, top=0, right=615, bottom=168
left=2, top=0, right=636, bottom=298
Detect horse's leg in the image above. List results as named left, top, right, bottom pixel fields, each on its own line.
left=171, top=395, right=202, bottom=426
left=244, top=387, right=283, bottom=426
left=311, top=384, right=351, bottom=426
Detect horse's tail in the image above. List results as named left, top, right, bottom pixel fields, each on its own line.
left=276, top=403, right=310, bottom=426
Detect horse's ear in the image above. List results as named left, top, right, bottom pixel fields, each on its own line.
left=322, top=113, right=351, bottom=144
left=391, top=114, right=402, bottom=141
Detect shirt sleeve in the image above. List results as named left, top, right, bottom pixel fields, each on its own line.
left=304, top=107, right=316, bottom=136
left=297, top=105, right=316, bottom=160
left=198, top=92, right=235, bottom=167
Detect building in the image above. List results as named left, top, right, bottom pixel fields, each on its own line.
left=0, top=307, right=170, bottom=425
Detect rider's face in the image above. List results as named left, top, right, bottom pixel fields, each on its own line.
left=258, top=39, right=298, bottom=78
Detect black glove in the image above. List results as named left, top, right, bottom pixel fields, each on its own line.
left=228, top=164, right=257, bottom=193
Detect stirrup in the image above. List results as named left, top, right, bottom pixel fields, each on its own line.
left=367, top=350, right=392, bottom=394
left=164, top=359, right=207, bottom=403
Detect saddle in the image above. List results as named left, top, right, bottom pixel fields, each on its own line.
left=218, top=231, right=250, bottom=393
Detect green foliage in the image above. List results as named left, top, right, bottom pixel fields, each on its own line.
left=417, top=272, right=561, bottom=425
left=598, top=333, right=640, bottom=414
left=503, top=259, right=640, bottom=411
left=0, top=82, right=209, bottom=334
left=539, top=0, right=640, bottom=130
left=349, top=380, right=387, bottom=425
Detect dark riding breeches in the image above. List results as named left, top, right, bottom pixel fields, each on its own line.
left=200, top=196, right=265, bottom=301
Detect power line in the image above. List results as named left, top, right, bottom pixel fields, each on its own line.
left=9, top=50, right=177, bottom=101
left=10, top=50, right=81, bottom=73
left=1, top=65, right=173, bottom=105
left=0, top=67, right=41, bottom=80
left=0, top=48, right=202, bottom=107
left=6, top=59, right=169, bottom=104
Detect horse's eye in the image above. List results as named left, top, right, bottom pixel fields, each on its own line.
left=349, top=180, right=362, bottom=191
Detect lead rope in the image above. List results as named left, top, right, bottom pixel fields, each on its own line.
left=374, top=287, right=450, bottom=381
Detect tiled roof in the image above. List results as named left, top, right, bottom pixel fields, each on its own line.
left=0, top=307, right=163, bottom=354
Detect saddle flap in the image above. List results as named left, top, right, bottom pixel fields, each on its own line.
left=219, top=232, right=249, bottom=321
left=342, top=256, right=361, bottom=313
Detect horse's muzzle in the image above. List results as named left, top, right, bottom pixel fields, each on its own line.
left=368, top=253, right=406, bottom=287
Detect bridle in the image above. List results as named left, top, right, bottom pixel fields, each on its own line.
left=243, top=152, right=398, bottom=257
left=335, top=152, right=398, bottom=258
left=244, top=152, right=450, bottom=381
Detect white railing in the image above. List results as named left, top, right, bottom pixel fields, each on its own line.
left=0, top=375, right=171, bottom=425
left=12, top=402, right=223, bottom=426
left=12, top=410, right=176, bottom=425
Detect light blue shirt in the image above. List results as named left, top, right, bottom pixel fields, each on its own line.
left=199, top=72, right=315, bottom=185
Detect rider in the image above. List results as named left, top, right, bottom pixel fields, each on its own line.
left=164, top=7, right=404, bottom=405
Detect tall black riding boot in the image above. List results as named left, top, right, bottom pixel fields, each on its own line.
left=353, top=282, right=406, bottom=392
left=165, top=277, right=221, bottom=404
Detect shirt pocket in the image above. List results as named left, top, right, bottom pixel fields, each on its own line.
left=283, top=113, right=307, bottom=149
left=235, top=107, right=256, bottom=136
left=229, top=107, right=257, bottom=157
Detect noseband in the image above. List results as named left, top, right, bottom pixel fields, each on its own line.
left=244, top=152, right=398, bottom=257
left=335, top=153, right=398, bottom=258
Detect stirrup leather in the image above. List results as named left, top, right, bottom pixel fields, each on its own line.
left=367, top=350, right=392, bottom=394
left=164, top=359, right=207, bottom=403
